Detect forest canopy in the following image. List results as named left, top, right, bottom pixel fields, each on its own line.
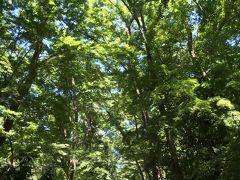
left=0, top=0, right=240, bottom=179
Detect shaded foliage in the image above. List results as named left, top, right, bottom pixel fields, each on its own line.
left=0, top=0, right=240, bottom=179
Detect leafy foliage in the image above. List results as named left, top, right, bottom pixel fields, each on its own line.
left=0, top=0, right=240, bottom=179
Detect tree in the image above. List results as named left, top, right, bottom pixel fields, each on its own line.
left=1, top=0, right=240, bottom=179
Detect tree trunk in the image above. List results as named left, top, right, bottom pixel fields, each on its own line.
left=0, top=41, right=42, bottom=146
left=152, top=163, right=162, bottom=180
left=136, top=160, right=145, bottom=180
left=165, top=128, right=184, bottom=180
left=69, top=159, right=77, bottom=180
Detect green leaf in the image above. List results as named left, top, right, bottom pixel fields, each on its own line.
left=216, top=98, right=234, bottom=110
left=60, top=36, right=81, bottom=46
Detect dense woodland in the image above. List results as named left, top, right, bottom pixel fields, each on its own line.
left=0, top=0, right=240, bottom=179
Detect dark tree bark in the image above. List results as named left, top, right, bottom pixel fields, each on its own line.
left=165, top=128, right=184, bottom=180
left=0, top=41, right=42, bottom=146
left=136, top=160, right=145, bottom=180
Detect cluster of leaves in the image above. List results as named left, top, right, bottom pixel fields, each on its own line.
left=0, top=0, right=240, bottom=179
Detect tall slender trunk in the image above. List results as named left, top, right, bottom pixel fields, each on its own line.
left=68, top=77, right=79, bottom=180
left=68, top=159, right=77, bottom=180
left=165, top=128, right=184, bottom=180
left=152, top=162, right=162, bottom=180
left=0, top=41, right=42, bottom=146
left=136, top=160, right=145, bottom=180
left=9, top=139, right=14, bottom=165
left=158, top=103, right=184, bottom=180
